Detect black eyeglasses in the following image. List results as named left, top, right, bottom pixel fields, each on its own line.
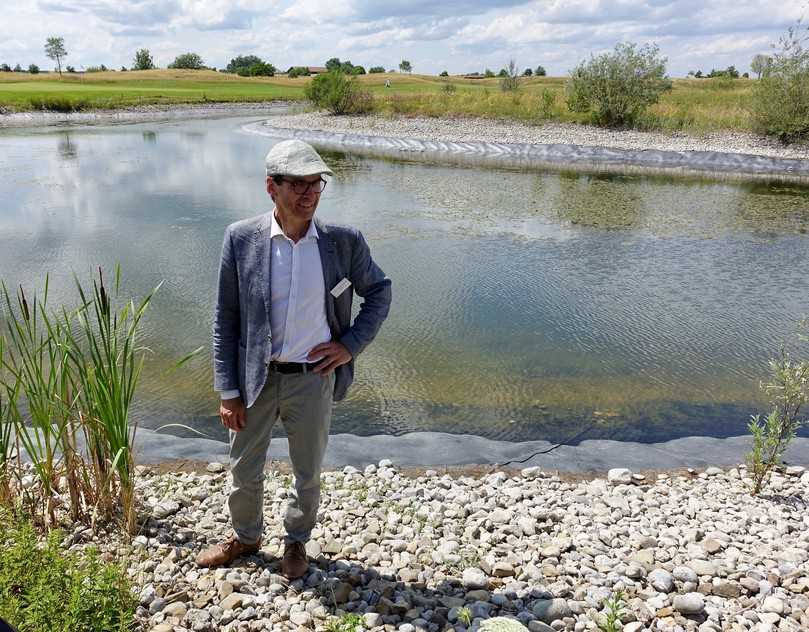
left=278, top=177, right=327, bottom=195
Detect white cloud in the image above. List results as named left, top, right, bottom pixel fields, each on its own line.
left=0, top=0, right=805, bottom=75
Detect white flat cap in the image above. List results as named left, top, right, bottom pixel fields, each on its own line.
left=265, top=139, right=333, bottom=177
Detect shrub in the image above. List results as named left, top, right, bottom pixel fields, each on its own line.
left=499, top=59, right=520, bottom=92
left=746, top=323, right=808, bottom=495
left=523, top=68, right=533, bottom=76
left=369, top=66, right=385, bottom=74
left=439, top=70, right=449, bottom=77
left=566, top=42, right=671, bottom=126
left=304, top=70, right=373, bottom=114
left=27, top=64, right=39, bottom=74
left=537, top=88, right=556, bottom=119
left=27, top=96, right=90, bottom=112
left=0, top=512, right=135, bottom=631
left=752, top=20, right=809, bottom=142
left=226, top=55, right=262, bottom=73
left=132, top=48, right=155, bottom=71
left=352, top=65, right=366, bottom=75
left=441, top=82, right=456, bottom=95
left=86, top=64, right=108, bottom=73
left=0, top=64, right=10, bottom=72
left=287, top=66, right=310, bottom=78
left=535, top=65, right=546, bottom=76
left=168, top=52, right=204, bottom=70
left=236, top=61, right=275, bottom=77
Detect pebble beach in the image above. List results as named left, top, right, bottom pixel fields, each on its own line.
left=57, top=460, right=809, bottom=632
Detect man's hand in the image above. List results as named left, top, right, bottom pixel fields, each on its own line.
left=220, top=397, right=246, bottom=431
left=308, top=341, right=352, bottom=376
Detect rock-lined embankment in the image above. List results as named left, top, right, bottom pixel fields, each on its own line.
left=67, top=460, right=809, bottom=631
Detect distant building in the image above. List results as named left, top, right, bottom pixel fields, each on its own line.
left=307, top=66, right=327, bottom=74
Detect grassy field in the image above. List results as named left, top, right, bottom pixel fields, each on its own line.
left=0, top=68, right=755, bottom=133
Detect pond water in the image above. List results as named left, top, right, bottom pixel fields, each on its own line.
left=1, top=115, right=808, bottom=446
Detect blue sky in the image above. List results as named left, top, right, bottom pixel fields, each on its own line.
left=2, top=0, right=806, bottom=76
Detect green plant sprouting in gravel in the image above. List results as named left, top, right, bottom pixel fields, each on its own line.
left=324, top=612, right=363, bottom=632
left=598, top=590, right=627, bottom=632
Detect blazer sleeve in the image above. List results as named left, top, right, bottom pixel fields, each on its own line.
left=339, top=230, right=392, bottom=358
left=212, top=225, right=240, bottom=392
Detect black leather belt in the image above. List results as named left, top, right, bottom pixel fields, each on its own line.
left=268, top=359, right=323, bottom=374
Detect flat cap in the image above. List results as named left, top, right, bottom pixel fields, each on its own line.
left=265, top=139, right=333, bottom=177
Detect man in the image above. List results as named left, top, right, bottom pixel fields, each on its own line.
left=196, top=139, right=391, bottom=578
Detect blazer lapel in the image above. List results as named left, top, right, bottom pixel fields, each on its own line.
left=315, top=218, right=339, bottom=332
left=253, top=214, right=272, bottom=323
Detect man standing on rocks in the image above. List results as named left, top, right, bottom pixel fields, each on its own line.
left=196, top=139, right=392, bottom=578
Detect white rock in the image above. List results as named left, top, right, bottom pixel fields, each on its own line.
left=607, top=468, right=633, bottom=484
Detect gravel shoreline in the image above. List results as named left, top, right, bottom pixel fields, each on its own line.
left=58, top=461, right=809, bottom=632
left=263, top=112, right=809, bottom=162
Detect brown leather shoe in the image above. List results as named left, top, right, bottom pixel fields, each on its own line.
left=195, top=535, right=260, bottom=568
left=281, top=541, right=309, bottom=579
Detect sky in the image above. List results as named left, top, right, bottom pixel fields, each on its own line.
left=2, top=0, right=807, bottom=77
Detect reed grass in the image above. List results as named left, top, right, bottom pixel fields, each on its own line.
left=0, top=266, right=173, bottom=534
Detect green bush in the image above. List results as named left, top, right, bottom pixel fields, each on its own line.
left=236, top=61, right=275, bottom=77
left=304, top=70, right=373, bottom=114
left=0, top=512, right=135, bottom=631
left=27, top=64, right=39, bottom=74
left=168, top=52, right=204, bottom=70
left=753, top=22, right=809, bottom=142
left=27, top=96, right=90, bottom=112
left=566, top=42, right=672, bottom=126
left=287, top=66, right=310, bottom=78
left=369, top=66, right=385, bottom=74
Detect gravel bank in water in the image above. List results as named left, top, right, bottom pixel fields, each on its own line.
left=61, top=461, right=809, bottom=631
left=262, top=113, right=809, bottom=161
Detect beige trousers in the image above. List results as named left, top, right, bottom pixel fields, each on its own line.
left=228, top=370, right=334, bottom=545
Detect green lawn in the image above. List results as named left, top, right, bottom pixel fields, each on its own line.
left=0, top=69, right=758, bottom=134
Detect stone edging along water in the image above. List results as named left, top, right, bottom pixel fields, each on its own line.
left=244, top=119, right=809, bottom=183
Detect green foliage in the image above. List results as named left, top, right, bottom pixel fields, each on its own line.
left=27, top=64, right=39, bottom=75
left=441, top=82, right=457, bottom=95
left=226, top=55, right=262, bottom=73
left=287, top=66, right=310, bottom=78
left=236, top=61, right=275, bottom=77
left=369, top=66, right=385, bottom=74
left=13, top=64, right=22, bottom=73
left=44, top=37, right=67, bottom=75
left=523, top=67, right=533, bottom=76
left=325, top=57, right=342, bottom=72
left=535, top=65, right=546, bottom=76
left=752, top=20, right=809, bottom=142
left=566, top=42, right=672, bottom=126
left=304, top=70, right=373, bottom=115
left=537, top=88, right=556, bottom=119
left=0, top=511, right=135, bottom=631
left=598, top=590, right=627, bottom=632
left=132, top=49, right=155, bottom=71
left=439, top=70, right=449, bottom=77
left=324, top=613, right=363, bottom=632
left=707, top=66, right=740, bottom=79
left=351, top=65, right=366, bottom=75
left=746, top=325, right=808, bottom=495
left=457, top=606, right=472, bottom=626
left=27, top=95, right=90, bottom=112
left=86, top=65, right=108, bottom=73
left=751, top=54, right=773, bottom=79
left=168, top=52, right=204, bottom=70
left=399, top=59, right=412, bottom=73
left=0, top=64, right=11, bottom=72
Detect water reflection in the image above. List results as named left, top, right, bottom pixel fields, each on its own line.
left=0, top=117, right=807, bottom=446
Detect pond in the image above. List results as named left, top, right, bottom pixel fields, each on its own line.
left=1, top=115, right=808, bottom=446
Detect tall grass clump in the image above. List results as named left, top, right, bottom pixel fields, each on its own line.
left=27, top=95, right=91, bottom=112
left=0, top=266, right=162, bottom=533
left=753, top=19, right=809, bottom=142
left=566, top=42, right=672, bottom=127
left=746, top=321, right=808, bottom=495
left=304, top=70, right=373, bottom=115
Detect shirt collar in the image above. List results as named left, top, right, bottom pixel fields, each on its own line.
left=270, top=210, right=319, bottom=241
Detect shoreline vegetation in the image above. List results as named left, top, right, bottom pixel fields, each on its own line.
left=0, top=69, right=795, bottom=138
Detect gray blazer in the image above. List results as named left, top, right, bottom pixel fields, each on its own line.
left=213, top=214, right=392, bottom=408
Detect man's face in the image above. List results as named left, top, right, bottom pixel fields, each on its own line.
left=266, top=174, right=324, bottom=224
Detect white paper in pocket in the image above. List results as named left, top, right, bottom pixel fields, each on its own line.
left=330, top=277, right=352, bottom=298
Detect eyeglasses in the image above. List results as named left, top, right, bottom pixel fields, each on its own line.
left=278, top=177, right=328, bottom=195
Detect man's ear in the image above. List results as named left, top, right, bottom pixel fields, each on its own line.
left=266, top=176, right=276, bottom=201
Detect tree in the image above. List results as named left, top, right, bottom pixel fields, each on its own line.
left=0, top=63, right=10, bottom=72
left=566, top=42, right=671, bottom=126
left=236, top=61, right=275, bottom=77
left=753, top=18, right=809, bottom=141
left=13, top=64, right=22, bottom=72
left=369, top=66, right=385, bottom=74
left=325, top=57, right=342, bottom=72
left=28, top=64, right=40, bottom=74
left=133, top=49, right=155, bottom=71
left=399, top=59, right=412, bottom=73
left=439, top=70, right=449, bottom=77
left=535, top=65, right=546, bottom=76
left=66, top=65, right=75, bottom=73
left=523, top=67, right=533, bottom=76
left=484, top=68, right=495, bottom=77
left=351, top=65, right=366, bottom=75
left=340, top=60, right=356, bottom=74
left=168, top=52, right=204, bottom=70
left=226, top=55, right=262, bottom=73
left=497, top=68, right=508, bottom=77
left=287, top=66, right=310, bottom=78
left=751, top=53, right=773, bottom=79
left=304, top=70, right=372, bottom=115
left=44, top=36, right=67, bottom=76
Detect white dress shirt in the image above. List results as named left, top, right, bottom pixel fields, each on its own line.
left=219, top=212, right=332, bottom=400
